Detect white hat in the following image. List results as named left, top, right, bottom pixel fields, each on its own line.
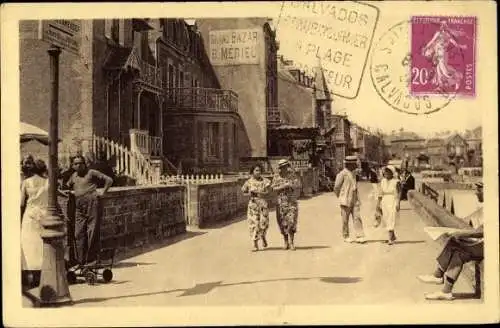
left=344, top=155, right=358, bottom=163
left=385, top=165, right=397, bottom=175
left=278, top=159, right=291, bottom=167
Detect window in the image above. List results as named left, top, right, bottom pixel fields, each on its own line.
left=111, top=19, right=119, bottom=43
left=207, top=122, right=221, bottom=159
left=179, top=71, right=184, bottom=89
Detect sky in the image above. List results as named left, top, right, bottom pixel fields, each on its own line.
left=265, top=1, right=485, bottom=137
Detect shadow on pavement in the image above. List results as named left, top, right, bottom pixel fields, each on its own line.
left=71, top=276, right=362, bottom=305
left=113, top=262, right=156, bottom=269
left=263, top=246, right=330, bottom=251
left=363, top=239, right=425, bottom=245
left=113, top=231, right=207, bottom=263
left=452, top=292, right=481, bottom=300
left=201, top=215, right=246, bottom=229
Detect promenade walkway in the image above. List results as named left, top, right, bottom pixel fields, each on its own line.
left=64, top=182, right=480, bottom=306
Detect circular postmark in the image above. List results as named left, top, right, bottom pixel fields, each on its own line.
left=370, top=20, right=459, bottom=115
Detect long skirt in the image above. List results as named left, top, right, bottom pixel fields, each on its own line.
left=381, top=195, right=398, bottom=231
left=247, top=197, right=269, bottom=241
left=276, top=201, right=298, bottom=236
left=21, top=207, right=45, bottom=270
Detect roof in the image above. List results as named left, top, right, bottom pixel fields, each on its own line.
left=103, top=46, right=136, bottom=70
left=313, top=61, right=331, bottom=101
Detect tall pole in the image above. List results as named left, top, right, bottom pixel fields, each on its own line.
left=37, top=45, right=72, bottom=306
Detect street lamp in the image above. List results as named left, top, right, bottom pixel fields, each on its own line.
left=35, top=46, right=72, bottom=306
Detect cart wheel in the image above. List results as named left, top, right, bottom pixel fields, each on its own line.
left=66, top=271, right=77, bottom=285
left=102, top=269, right=113, bottom=283
left=85, top=271, right=97, bottom=285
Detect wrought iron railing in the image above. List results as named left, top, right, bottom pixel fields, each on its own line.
left=166, top=87, right=238, bottom=113
left=140, top=60, right=162, bottom=89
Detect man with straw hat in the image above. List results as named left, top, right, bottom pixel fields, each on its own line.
left=333, top=156, right=366, bottom=243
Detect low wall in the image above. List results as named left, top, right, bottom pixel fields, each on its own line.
left=408, top=190, right=483, bottom=298
left=98, top=185, right=186, bottom=257
left=186, top=168, right=320, bottom=228
left=186, top=178, right=250, bottom=228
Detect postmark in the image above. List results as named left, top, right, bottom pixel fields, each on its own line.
left=410, top=16, right=476, bottom=97
left=276, top=1, right=380, bottom=99
left=370, top=20, right=455, bottom=116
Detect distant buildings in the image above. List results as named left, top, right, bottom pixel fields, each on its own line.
left=384, top=127, right=483, bottom=170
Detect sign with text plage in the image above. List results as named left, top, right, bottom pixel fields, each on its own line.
left=39, top=20, right=81, bottom=55
left=209, top=29, right=261, bottom=66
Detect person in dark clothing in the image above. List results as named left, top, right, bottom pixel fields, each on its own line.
left=89, top=151, right=115, bottom=188
left=400, top=169, right=415, bottom=200
left=65, top=155, right=113, bottom=267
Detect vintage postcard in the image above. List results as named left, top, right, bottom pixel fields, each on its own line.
left=1, top=1, right=498, bottom=326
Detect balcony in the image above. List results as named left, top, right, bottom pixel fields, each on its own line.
left=138, top=60, right=163, bottom=90
left=166, top=87, right=238, bottom=113
left=129, top=129, right=162, bottom=157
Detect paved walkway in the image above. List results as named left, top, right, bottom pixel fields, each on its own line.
left=67, top=183, right=480, bottom=306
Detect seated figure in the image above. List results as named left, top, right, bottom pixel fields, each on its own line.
left=417, top=182, right=484, bottom=300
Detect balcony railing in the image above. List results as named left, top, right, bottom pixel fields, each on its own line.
left=140, top=60, right=163, bottom=89
left=129, top=129, right=162, bottom=157
left=166, top=87, right=238, bottom=113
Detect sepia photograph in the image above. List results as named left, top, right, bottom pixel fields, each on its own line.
left=2, top=1, right=499, bottom=326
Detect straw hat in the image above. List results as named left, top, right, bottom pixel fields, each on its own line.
left=278, top=159, right=291, bottom=168
left=344, top=155, right=358, bottom=163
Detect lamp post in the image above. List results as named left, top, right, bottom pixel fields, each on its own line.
left=36, top=45, right=72, bottom=306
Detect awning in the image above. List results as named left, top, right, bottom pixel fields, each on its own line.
left=20, top=122, right=60, bottom=145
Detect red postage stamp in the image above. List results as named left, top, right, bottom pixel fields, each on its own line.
left=410, top=16, right=476, bottom=97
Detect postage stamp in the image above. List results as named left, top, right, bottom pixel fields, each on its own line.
left=370, top=20, right=455, bottom=116
left=410, top=16, right=477, bottom=97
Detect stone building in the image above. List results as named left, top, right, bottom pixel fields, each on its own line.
left=267, top=56, right=335, bottom=175
left=196, top=18, right=279, bottom=158
left=20, top=19, right=244, bottom=176
left=331, top=114, right=353, bottom=173
left=20, top=20, right=97, bottom=164
left=386, top=130, right=426, bottom=168
left=464, top=126, right=482, bottom=167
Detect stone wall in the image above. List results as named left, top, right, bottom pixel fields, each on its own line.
left=186, top=168, right=319, bottom=228
left=98, top=185, right=186, bottom=257
left=186, top=178, right=249, bottom=228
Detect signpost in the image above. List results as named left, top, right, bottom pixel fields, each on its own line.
left=34, top=19, right=81, bottom=306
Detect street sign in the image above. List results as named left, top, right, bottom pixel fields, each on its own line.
left=39, top=20, right=81, bottom=55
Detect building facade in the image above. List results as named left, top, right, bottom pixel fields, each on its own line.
left=196, top=18, right=279, bottom=157
left=331, top=114, right=352, bottom=173
left=20, top=19, right=244, bottom=176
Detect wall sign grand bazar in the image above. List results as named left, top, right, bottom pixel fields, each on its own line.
left=209, top=28, right=262, bottom=65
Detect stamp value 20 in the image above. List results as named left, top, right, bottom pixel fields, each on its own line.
left=410, top=16, right=476, bottom=97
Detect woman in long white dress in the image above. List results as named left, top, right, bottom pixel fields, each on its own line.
left=376, top=166, right=401, bottom=245
left=21, top=159, right=49, bottom=288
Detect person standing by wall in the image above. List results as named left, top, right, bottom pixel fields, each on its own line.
left=241, top=164, right=271, bottom=252
left=65, top=155, right=113, bottom=267
left=333, top=156, right=366, bottom=244
left=271, top=159, right=301, bottom=250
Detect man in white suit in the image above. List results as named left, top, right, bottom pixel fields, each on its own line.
left=333, top=156, right=366, bottom=243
